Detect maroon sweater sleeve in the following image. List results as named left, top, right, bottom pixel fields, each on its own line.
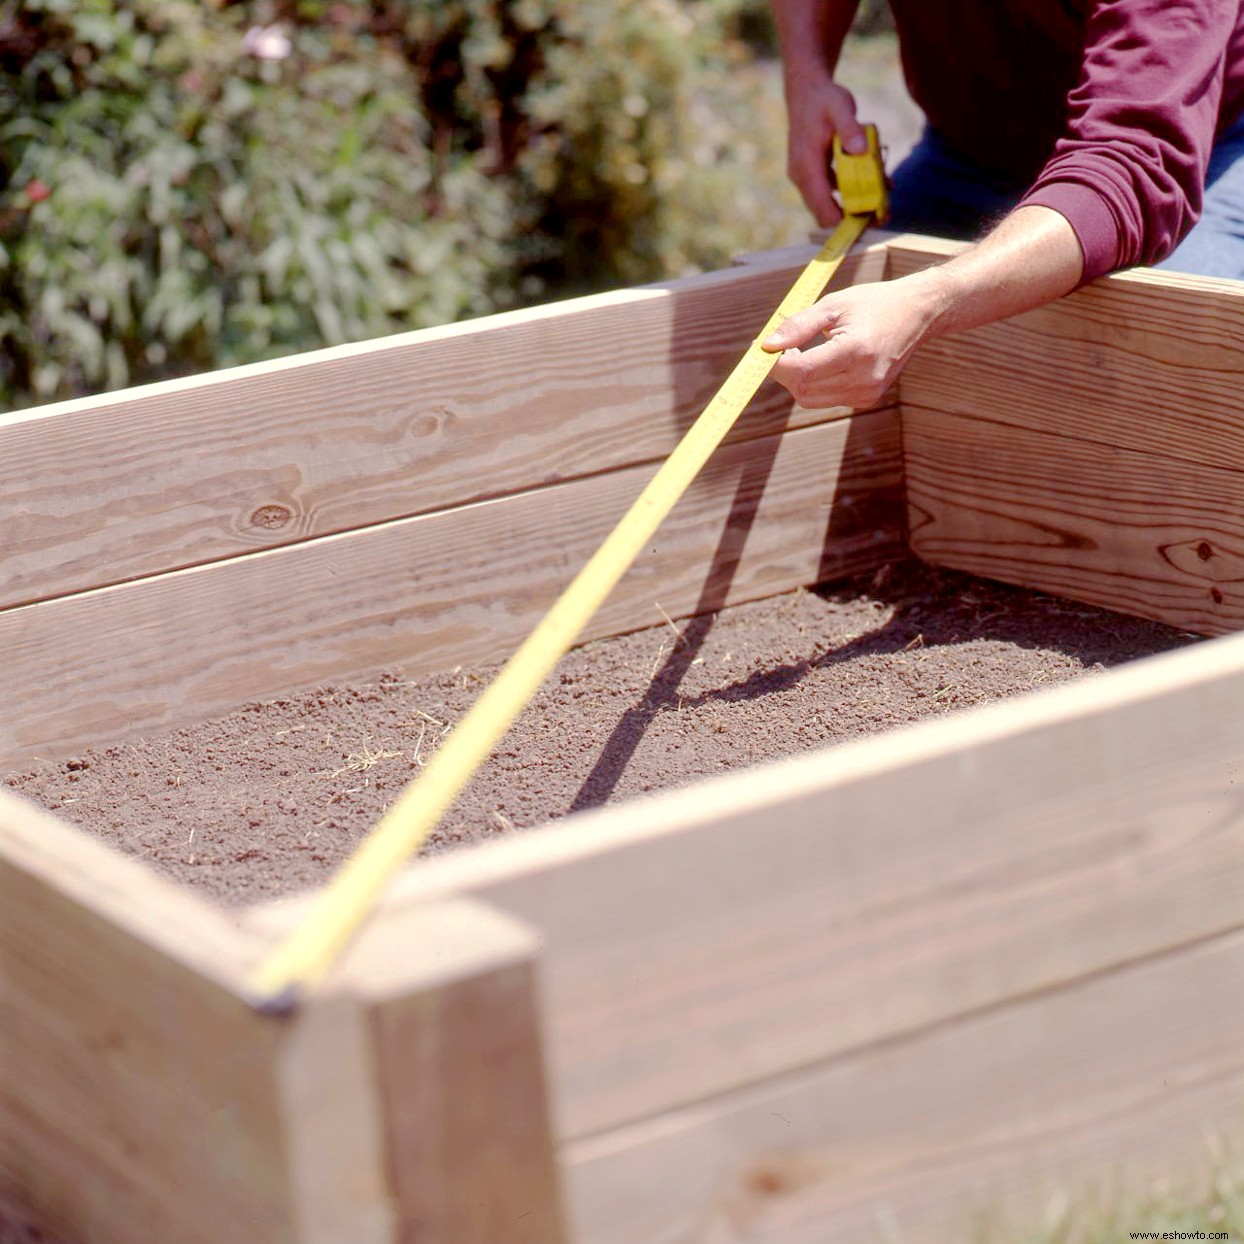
left=1021, top=0, right=1239, bottom=281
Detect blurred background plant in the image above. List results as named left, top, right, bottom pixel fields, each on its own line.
left=0, top=0, right=864, bottom=407
left=986, top=1153, right=1243, bottom=1244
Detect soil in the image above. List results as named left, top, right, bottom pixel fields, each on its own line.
left=5, top=560, right=1198, bottom=911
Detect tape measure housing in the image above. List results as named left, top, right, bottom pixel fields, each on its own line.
left=833, top=123, right=889, bottom=222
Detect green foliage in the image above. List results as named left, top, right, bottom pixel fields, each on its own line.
left=0, top=0, right=806, bottom=408
left=0, top=1, right=511, bottom=402
left=852, top=0, right=896, bottom=37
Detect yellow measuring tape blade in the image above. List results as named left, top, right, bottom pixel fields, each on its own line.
left=249, top=212, right=870, bottom=1011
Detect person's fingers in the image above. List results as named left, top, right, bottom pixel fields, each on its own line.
left=823, top=87, right=867, bottom=155
left=788, top=143, right=841, bottom=227
left=769, top=344, right=848, bottom=407
left=769, top=338, right=885, bottom=409
left=762, top=300, right=839, bottom=352
left=782, top=73, right=871, bottom=224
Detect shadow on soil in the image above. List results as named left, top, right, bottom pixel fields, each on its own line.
left=570, top=557, right=1199, bottom=813
left=567, top=277, right=813, bottom=812
left=567, top=405, right=787, bottom=813
left=572, top=239, right=1197, bottom=812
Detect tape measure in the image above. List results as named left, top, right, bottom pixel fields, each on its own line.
left=249, top=128, right=887, bottom=1013
left=834, top=125, right=889, bottom=222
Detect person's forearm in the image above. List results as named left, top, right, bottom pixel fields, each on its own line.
left=903, top=206, right=1085, bottom=341
left=773, top=1, right=866, bottom=222
left=771, top=1, right=859, bottom=77
left=763, top=206, right=1087, bottom=411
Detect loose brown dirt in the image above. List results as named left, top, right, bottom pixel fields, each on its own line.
left=5, top=560, right=1198, bottom=911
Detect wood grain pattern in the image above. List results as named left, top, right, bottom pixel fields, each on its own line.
left=344, top=900, right=567, bottom=1244
left=731, top=230, right=897, bottom=269
left=562, top=929, right=1244, bottom=1244
left=0, top=410, right=902, bottom=768
left=274, top=990, right=396, bottom=1244
left=903, top=405, right=1244, bottom=636
left=0, top=787, right=392, bottom=1244
left=255, top=627, right=1244, bottom=1145
left=0, top=242, right=889, bottom=611
left=889, top=235, right=1244, bottom=473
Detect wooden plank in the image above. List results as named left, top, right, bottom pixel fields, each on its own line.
left=902, top=405, right=1244, bottom=636
left=253, top=625, right=1244, bottom=1145
left=274, top=989, right=396, bottom=1244
left=0, top=788, right=394, bottom=1244
left=888, top=235, right=1244, bottom=474
left=730, top=229, right=897, bottom=268
left=342, top=899, right=567, bottom=1244
left=0, top=242, right=889, bottom=612
left=561, top=928, right=1244, bottom=1244
left=0, top=410, right=903, bottom=768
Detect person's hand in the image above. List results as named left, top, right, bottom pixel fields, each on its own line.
left=762, top=277, right=941, bottom=409
left=782, top=67, right=869, bottom=227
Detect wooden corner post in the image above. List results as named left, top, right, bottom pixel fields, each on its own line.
left=336, top=897, right=568, bottom=1244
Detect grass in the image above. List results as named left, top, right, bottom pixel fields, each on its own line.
left=327, top=738, right=403, bottom=778
left=974, top=1149, right=1244, bottom=1244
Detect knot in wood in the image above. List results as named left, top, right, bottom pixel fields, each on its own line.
left=250, top=503, right=293, bottom=530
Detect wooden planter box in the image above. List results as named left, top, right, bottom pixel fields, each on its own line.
left=3, top=235, right=1242, bottom=1244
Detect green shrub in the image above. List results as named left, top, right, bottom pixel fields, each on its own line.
left=1, top=1, right=512, bottom=402
left=0, top=0, right=806, bottom=408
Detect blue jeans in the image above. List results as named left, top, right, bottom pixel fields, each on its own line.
left=886, top=115, right=1244, bottom=280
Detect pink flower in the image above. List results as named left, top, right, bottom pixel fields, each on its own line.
left=24, top=180, right=50, bottom=204
left=240, top=24, right=292, bottom=61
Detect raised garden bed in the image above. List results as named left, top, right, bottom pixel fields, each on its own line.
left=3, top=234, right=1243, bottom=1244
left=3, top=561, right=1198, bottom=909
